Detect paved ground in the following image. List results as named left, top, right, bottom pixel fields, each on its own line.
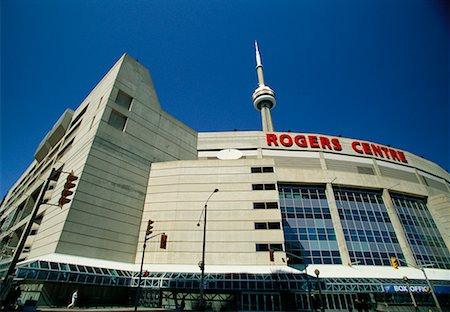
left=37, top=308, right=171, bottom=312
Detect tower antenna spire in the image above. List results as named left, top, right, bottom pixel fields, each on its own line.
left=252, top=41, right=276, bottom=132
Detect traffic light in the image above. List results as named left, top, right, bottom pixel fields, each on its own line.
left=391, top=257, right=399, bottom=269
left=160, top=233, right=167, bottom=249
left=146, top=220, right=154, bottom=236
left=143, top=271, right=149, bottom=277
left=269, top=249, right=274, bottom=262
left=58, top=171, right=78, bottom=207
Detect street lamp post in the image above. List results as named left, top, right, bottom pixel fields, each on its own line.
left=419, top=266, right=442, bottom=312
left=394, top=258, right=442, bottom=312
left=403, top=276, right=419, bottom=312
left=305, top=265, right=312, bottom=312
left=197, top=189, right=219, bottom=310
left=314, top=269, right=324, bottom=312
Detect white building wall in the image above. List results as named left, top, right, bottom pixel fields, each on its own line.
left=140, top=159, right=287, bottom=268
left=1, top=54, right=198, bottom=264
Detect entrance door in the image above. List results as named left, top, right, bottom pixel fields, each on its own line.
left=241, top=292, right=281, bottom=311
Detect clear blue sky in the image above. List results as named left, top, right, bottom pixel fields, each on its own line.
left=1, top=0, right=449, bottom=197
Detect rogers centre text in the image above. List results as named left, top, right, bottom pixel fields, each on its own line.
left=266, top=133, right=408, bottom=164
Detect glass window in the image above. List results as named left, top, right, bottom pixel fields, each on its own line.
left=252, top=184, right=276, bottom=191
left=269, top=244, right=283, bottom=251
left=252, top=184, right=264, bottom=190
left=251, top=166, right=274, bottom=173
left=251, top=167, right=262, bottom=173
left=108, top=110, right=127, bottom=131
left=335, top=187, right=405, bottom=266
left=256, top=244, right=269, bottom=251
left=278, top=184, right=341, bottom=265
left=255, top=222, right=268, bottom=230
left=391, top=193, right=450, bottom=269
left=253, top=202, right=266, bottom=209
left=266, top=202, right=279, bottom=209
left=268, top=222, right=281, bottom=229
left=40, top=261, right=49, bottom=269
left=115, top=90, right=133, bottom=110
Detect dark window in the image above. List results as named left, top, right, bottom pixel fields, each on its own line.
left=266, top=202, right=279, bottom=209
left=253, top=202, right=266, bottom=209
left=108, top=110, right=127, bottom=131
left=251, top=167, right=262, bottom=173
left=40, top=261, right=49, bottom=269
left=116, top=90, right=133, bottom=109
left=256, top=244, right=269, bottom=251
left=68, top=264, right=78, bottom=272
left=69, top=105, right=88, bottom=128
left=268, top=222, right=281, bottom=229
left=252, top=184, right=264, bottom=190
left=93, top=267, right=103, bottom=274
left=252, top=184, right=276, bottom=190
left=269, top=244, right=283, bottom=251
left=251, top=166, right=274, bottom=173
left=253, top=202, right=279, bottom=209
left=255, top=222, right=268, bottom=230
left=56, top=138, right=74, bottom=159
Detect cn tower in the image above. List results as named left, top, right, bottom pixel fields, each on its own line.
left=252, top=41, right=276, bottom=132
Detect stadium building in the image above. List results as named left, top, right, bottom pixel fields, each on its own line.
left=0, top=45, right=449, bottom=311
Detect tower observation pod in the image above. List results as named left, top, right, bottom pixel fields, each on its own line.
left=252, top=41, right=276, bottom=132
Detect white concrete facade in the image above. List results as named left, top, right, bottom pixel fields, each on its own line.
left=0, top=54, right=197, bottom=265
left=141, top=131, right=450, bottom=278
left=0, top=53, right=448, bottom=310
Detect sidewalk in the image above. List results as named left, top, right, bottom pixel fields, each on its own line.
left=37, top=308, right=171, bottom=312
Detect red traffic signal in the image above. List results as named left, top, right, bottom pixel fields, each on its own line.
left=58, top=171, right=78, bottom=207
left=269, top=249, right=274, bottom=262
left=146, top=220, right=154, bottom=236
left=160, top=233, right=167, bottom=249
left=143, top=271, right=149, bottom=277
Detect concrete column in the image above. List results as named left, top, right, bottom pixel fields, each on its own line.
left=382, top=189, right=417, bottom=266
left=261, top=106, right=274, bottom=132
left=319, top=152, right=327, bottom=170
left=371, top=159, right=381, bottom=176
left=325, top=183, right=351, bottom=265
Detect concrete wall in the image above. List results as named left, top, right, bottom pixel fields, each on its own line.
left=141, top=158, right=286, bottom=266
left=52, top=55, right=197, bottom=263
left=197, top=131, right=450, bottom=250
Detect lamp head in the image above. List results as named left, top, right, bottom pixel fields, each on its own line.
left=197, top=223, right=200, bottom=227
left=214, top=189, right=219, bottom=193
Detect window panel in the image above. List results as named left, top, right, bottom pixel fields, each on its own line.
left=390, top=193, right=450, bottom=269
left=108, top=110, right=127, bottom=131
left=335, top=188, right=405, bottom=266
left=115, top=90, right=133, bottom=110
left=278, top=184, right=341, bottom=265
